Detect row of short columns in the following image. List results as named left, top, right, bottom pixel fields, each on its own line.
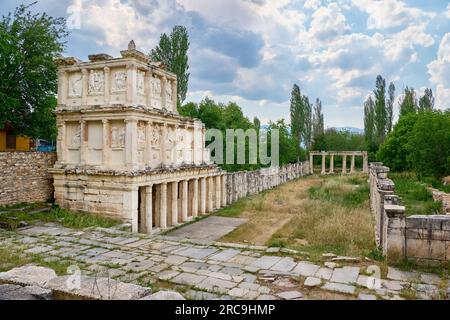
left=132, top=174, right=227, bottom=233
left=309, top=152, right=369, bottom=174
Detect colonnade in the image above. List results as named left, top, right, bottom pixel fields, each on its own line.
left=309, top=151, right=369, bottom=174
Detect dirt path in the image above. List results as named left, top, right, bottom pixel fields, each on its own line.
left=220, top=177, right=322, bottom=245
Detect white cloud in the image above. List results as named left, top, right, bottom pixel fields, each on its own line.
left=351, top=0, right=435, bottom=30
left=446, top=4, right=450, bottom=19
left=427, top=33, right=450, bottom=109
left=309, top=3, right=350, bottom=42
left=304, top=0, right=321, bottom=10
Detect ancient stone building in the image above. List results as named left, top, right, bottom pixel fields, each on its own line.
left=50, top=41, right=227, bottom=234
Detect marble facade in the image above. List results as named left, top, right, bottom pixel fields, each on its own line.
left=50, top=41, right=226, bottom=234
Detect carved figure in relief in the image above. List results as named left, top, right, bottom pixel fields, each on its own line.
left=151, top=125, right=160, bottom=146
left=137, top=71, right=145, bottom=94
left=111, top=126, right=125, bottom=148
left=166, top=81, right=172, bottom=100
left=138, top=123, right=146, bottom=148
left=114, top=71, right=126, bottom=91
left=88, top=70, right=104, bottom=94
left=71, top=125, right=81, bottom=147
left=69, top=75, right=82, bottom=97
left=151, top=77, right=161, bottom=97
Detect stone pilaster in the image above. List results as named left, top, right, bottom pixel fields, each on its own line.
left=161, top=124, right=167, bottom=167
left=172, top=79, right=177, bottom=112
left=81, top=69, right=88, bottom=106
left=126, top=62, right=137, bottom=106
left=104, top=67, right=111, bottom=105
left=145, top=69, right=152, bottom=108
left=182, top=180, right=188, bottom=222
left=161, top=76, right=167, bottom=110
left=102, top=119, right=110, bottom=166
left=80, top=120, right=87, bottom=165
left=58, top=70, right=67, bottom=105
left=125, top=119, right=138, bottom=168
left=57, top=121, right=66, bottom=164
left=145, top=121, right=152, bottom=166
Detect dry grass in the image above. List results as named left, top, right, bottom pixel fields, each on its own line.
left=217, top=174, right=376, bottom=260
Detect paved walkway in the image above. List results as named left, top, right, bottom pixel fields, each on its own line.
left=0, top=222, right=448, bottom=300
left=166, top=216, right=247, bottom=244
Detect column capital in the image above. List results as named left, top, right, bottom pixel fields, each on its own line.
left=102, top=119, right=109, bottom=124
left=104, top=66, right=110, bottom=73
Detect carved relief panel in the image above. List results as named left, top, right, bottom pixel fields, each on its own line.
left=150, top=124, right=161, bottom=166
left=88, top=70, right=105, bottom=95
left=137, top=71, right=145, bottom=95
left=112, top=70, right=127, bottom=92
left=110, top=124, right=125, bottom=149
left=68, top=73, right=82, bottom=98
left=65, top=122, right=82, bottom=164
left=150, top=77, right=162, bottom=109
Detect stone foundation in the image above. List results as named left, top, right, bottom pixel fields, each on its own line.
left=0, top=152, right=56, bottom=206
left=369, top=162, right=450, bottom=264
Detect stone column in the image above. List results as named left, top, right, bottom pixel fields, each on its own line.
left=342, top=155, right=347, bottom=174
left=104, top=67, right=111, bottom=105
left=124, top=187, right=139, bottom=233
left=160, top=182, right=167, bottom=229
left=192, top=179, right=199, bottom=217
left=329, top=154, right=334, bottom=173
left=221, top=175, right=227, bottom=207
left=102, top=119, right=110, bottom=166
left=80, top=120, right=87, bottom=165
left=171, top=181, right=178, bottom=226
left=125, top=119, right=138, bottom=168
left=81, top=69, right=88, bottom=106
left=145, top=185, right=153, bottom=233
left=200, top=177, right=206, bottom=215
left=215, top=176, right=221, bottom=209
left=321, top=153, right=326, bottom=174
left=363, top=152, right=369, bottom=173
left=207, top=177, right=214, bottom=212
left=350, top=155, right=355, bottom=173
left=161, top=76, right=167, bottom=109
left=182, top=180, right=188, bottom=222
left=171, top=79, right=177, bottom=112
left=309, top=153, right=314, bottom=174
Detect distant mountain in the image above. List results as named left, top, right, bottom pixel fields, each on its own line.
left=330, top=127, right=364, bottom=134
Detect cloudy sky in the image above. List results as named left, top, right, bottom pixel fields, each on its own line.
left=2, top=0, right=449, bottom=128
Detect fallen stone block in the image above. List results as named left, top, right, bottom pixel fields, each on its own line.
left=0, top=265, right=57, bottom=287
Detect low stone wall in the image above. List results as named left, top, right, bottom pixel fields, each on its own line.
left=225, top=162, right=310, bottom=204
left=429, top=188, right=450, bottom=214
left=0, top=152, right=56, bottom=206
left=369, top=162, right=450, bottom=264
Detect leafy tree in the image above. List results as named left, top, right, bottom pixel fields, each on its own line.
left=399, top=87, right=417, bottom=117
left=363, top=96, right=375, bottom=148
left=312, top=98, right=324, bottom=144
left=290, top=84, right=304, bottom=161
left=303, top=95, right=313, bottom=150
left=253, top=117, right=261, bottom=130
left=178, top=101, right=199, bottom=119
left=386, top=82, right=395, bottom=134
left=374, top=75, right=387, bottom=145
left=377, top=112, right=419, bottom=172
left=268, top=119, right=297, bottom=165
left=150, top=26, right=190, bottom=106
left=0, top=3, right=68, bottom=139
left=407, top=110, right=449, bottom=178
left=418, top=88, right=434, bottom=112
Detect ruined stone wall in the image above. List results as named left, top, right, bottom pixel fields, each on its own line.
left=369, top=163, right=450, bottom=264
left=429, top=188, right=450, bottom=214
left=225, top=162, right=310, bottom=205
left=0, top=152, right=56, bottom=206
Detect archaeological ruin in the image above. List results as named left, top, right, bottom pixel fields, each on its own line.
left=309, top=151, right=368, bottom=175
left=50, top=41, right=227, bottom=234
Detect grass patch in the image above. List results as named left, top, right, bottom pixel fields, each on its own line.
left=218, top=174, right=376, bottom=261
left=0, top=206, right=120, bottom=230
left=389, top=172, right=443, bottom=215
left=0, top=245, right=77, bottom=275
left=215, top=199, right=248, bottom=218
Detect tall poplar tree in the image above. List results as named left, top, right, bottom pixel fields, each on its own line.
left=290, top=84, right=303, bottom=162
left=374, top=75, right=387, bottom=145
left=386, top=82, right=395, bottom=134
left=364, top=96, right=375, bottom=146
left=418, top=88, right=434, bottom=111
left=399, top=87, right=417, bottom=117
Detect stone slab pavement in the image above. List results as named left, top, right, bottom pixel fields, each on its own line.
left=165, top=216, right=247, bottom=243
left=0, top=223, right=447, bottom=300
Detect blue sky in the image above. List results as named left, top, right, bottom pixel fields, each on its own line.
left=2, top=0, right=449, bottom=128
